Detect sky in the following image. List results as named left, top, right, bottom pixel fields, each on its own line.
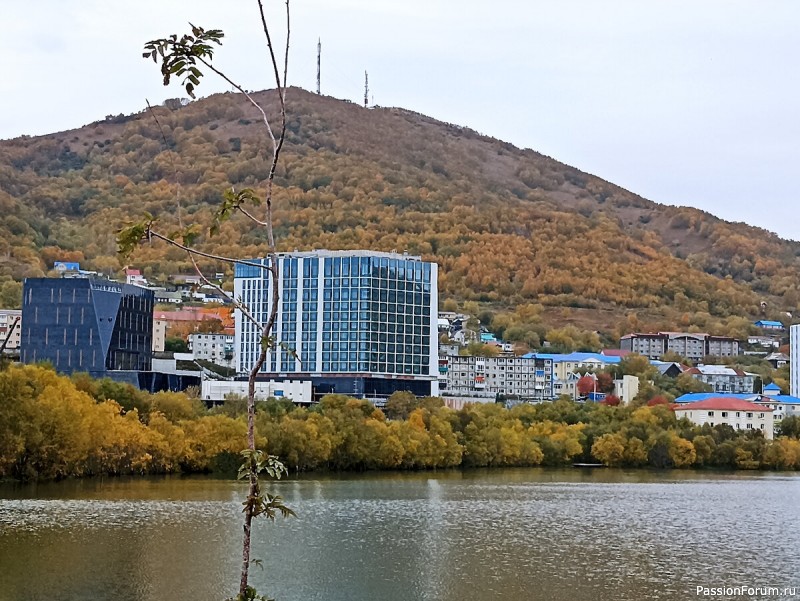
left=2, top=1, right=798, bottom=240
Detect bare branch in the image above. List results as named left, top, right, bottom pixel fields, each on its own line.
left=196, top=56, right=277, bottom=147
left=147, top=229, right=270, bottom=273
left=185, top=253, right=261, bottom=331
left=236, top=205, right=269, bottom=227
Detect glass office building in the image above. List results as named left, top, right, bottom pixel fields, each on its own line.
left=21, top=277, right=154, bottom=376
left=234, top=250, right=439, bottom=398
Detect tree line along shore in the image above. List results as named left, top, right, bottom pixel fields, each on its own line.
left=1, top=363, right=800, bottom=481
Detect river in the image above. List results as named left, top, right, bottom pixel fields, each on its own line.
left=1, top=469, right=798, bottom=601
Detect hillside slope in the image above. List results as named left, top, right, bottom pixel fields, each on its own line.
left=1, top=87, right=798, bottom=339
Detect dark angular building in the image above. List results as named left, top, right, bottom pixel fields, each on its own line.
left=21, top=277, right=154, bottom=376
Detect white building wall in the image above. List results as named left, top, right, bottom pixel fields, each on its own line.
left=443, top=355, right=554, bottom=400
left=189, top=333, right=235, bottom=367
left=201, top=379, right=313, bottom=404
left=791, top=324, right=800, bottom=397
left=0, top=309, right=22, bottom=351
left=613, top=374, right=640, bottom=405
left=675, top=407, right=774, bottom=440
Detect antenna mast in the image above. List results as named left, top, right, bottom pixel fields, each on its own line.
left=364, top=71, right=369, bottom=107
left=316, top=39, right=321, bottom=94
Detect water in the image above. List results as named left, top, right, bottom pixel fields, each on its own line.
left=1, top=469, right=799, bottom=601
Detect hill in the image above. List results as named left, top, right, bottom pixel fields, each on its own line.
left=1, top=87, right=799, bottom=344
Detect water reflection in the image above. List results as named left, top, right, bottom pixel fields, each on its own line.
left=1, top=470, right=799, bottom=601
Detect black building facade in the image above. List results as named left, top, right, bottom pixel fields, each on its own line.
left=21, top=277, right=154, bottom=376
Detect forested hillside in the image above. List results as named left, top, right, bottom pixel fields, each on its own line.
left=1, top=87, right=799, bottom=340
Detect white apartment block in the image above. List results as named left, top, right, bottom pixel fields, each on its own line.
left=684, top=365, right=756, bottom=394
left=440, top=354, right=554, bottom=400
left=674, top=398, right=774, bottom=440
left=791, top=324, right=800, bottom=397
left=0, top=309, right=22, bottom=352
left=189, top=333, right=235, bottom=368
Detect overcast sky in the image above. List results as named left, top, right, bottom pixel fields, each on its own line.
left=2, top=1, right=798, bottom=240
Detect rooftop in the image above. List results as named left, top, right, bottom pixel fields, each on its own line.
left=676, top=392, right=800, bottom=406
left=673, top=397, right=773, bottom=412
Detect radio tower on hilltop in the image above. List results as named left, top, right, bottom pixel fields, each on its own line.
left=316, top=38, right=321, bottom=94
left=364, top=71, right=369, bottom=107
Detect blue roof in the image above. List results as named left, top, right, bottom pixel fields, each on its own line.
left=764, top=383, right=782, bottom=391
left=754, top=320, right=784, bottom=327
left=675, top=392, right=800, bottom=405
left=675, top=393, right=760, bottom=403
left=768, top=395, right=800, bottom=405
left=524, top=352, right=622, bottom=364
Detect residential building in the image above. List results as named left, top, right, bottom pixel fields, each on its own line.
left=764, top=352, right=789, bottom=369
left=530, top=352, right=622, bottom=382
left=653, top=361, right=686, bottom=378
left=747, top=335, right=780, bottom=349
left=152, top=318, right=167, bottom=352
left=756, top=384, right=800, bottom=421
left=201, top=379, right=312, bottom=404
left=234, top=250, right=439, bottom=399
left=791, top=324, right=800, bottom=397
left=754, top=320, right=785, bottom=331
left=683, top=364, right=755, bottom=394
left=189, top=332, right=235, bottom=368
left=125, top=268, right=148, bottom=287
left=673, top=397, right=773, bottom=439
left=613, top=374, right=640, bottom=405
left=0, top=309, right=22, bottom=352
left=441, top=354, right=554, bottom=400
left=20, top=277, right=154, bottom=376
left=553, top=372, right=579, bottom=399
left=620, top=332, right=739, bottom=360
left=676, top=391, right=800, bottom=423
left=154, top=290, right=182, bottom=304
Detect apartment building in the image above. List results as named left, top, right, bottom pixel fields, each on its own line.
left=440, top=354, right=554, bottom=400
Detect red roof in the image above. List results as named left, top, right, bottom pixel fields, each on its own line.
left=673, top=397, right=773, bottom=412
left=154, top=307, right=233, bottom=327
left=601, top=349, right=630, bottom=357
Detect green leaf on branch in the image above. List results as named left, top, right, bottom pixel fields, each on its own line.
left=116, top=213, right=155, bottom=259
left=260, top=335, right=276, bottom=352
left=143, top=24, right=225, bottom=98
left=211, top=188, right=263, bottom=234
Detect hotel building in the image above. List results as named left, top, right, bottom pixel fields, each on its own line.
left=234, top=251, right=438, bottom=399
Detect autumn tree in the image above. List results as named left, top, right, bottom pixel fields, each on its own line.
left=576, top=374, right=597, bottom=397
left=120, top=3, right=296, bottom=599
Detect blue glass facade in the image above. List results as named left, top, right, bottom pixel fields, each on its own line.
left=234, top=251, right=438, bottom=397
left=21, top=278, right=154, bottom=376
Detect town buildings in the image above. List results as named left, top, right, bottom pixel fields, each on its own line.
left=673, top=397, right=774, bottom=439
left=620, top=331, right=739, bottom=360
left=791, top=324, right=800, bottom=397
left=683, top=364, right=756, bottom=394
left=189, top=332, right=235, bottom=368
left=0, top=309, right=22, bottom=353
left=439, top=354, right=554, bottom=401
left=152, top=318, right=167, bottom=352
left=532, top=351, right=623, bottom=382
left=754, top=320, right=785, bottom=331
left=234, top=250, right=439, bottom=399
left=20, top=277, right=154, bottom=376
